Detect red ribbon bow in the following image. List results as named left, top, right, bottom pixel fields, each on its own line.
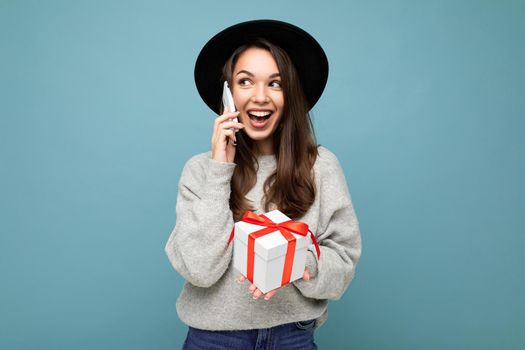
left=227, top=211, right=321, bottom=286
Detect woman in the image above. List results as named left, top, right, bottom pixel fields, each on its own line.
left=165, top=20, right=362, bottom=349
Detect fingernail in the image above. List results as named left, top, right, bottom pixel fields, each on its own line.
left=264, top=296, right=270, bottom=300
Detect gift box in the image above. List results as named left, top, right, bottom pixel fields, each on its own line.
left=227, top=210, right=320, bottom=294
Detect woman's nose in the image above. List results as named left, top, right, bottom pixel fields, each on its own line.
left=251, top=84, right=270, bottom=103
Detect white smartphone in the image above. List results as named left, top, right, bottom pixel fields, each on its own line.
left=222, top=81, right=239, bottom=133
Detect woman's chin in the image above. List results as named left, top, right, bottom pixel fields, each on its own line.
left=243, top=128, right=272, bottom=141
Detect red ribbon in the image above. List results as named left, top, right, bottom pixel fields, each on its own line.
left=227, top=211, right=321, bottom=286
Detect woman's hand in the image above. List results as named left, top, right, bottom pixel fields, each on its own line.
left=211, top=107, right=244, bottom=163
left=237, top=268, right=311, bottom=300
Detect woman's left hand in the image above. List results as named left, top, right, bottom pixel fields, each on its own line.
left=237, top=268, right=311, bottom=300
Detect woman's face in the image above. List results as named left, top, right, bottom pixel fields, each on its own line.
left=231, top=47, right=284, bottom=154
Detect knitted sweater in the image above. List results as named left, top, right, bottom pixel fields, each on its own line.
left=164, top=146, right=361, bottom=330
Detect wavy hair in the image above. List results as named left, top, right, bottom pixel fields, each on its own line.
left=220, top=38, right=319, bottom=221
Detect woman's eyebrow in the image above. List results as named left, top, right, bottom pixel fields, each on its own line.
left=235, top=70, right=280, bottom=78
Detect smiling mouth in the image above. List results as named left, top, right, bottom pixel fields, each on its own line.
left=246, top=111, right=273, bottom=129
left=247, top=111, right=273, bottom=122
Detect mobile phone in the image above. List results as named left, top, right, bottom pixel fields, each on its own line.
left=222, top=81, right=239, bottom=133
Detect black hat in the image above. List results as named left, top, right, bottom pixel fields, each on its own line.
left=194, top=19, right=329, bottom=114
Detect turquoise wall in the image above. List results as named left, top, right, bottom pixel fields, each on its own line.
left=1, top=0, right=524, bottom=349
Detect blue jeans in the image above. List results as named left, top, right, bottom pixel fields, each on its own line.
left=182, top=319, right=318, bottom=350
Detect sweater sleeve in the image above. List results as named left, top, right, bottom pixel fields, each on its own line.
left=164, top=154, right=237, bottom=288
left=292, top=150, right=362, bottom=300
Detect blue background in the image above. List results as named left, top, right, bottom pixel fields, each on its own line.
left=1, top=0, right=524, bottom=349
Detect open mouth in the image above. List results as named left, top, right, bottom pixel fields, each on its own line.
left=246, top=110, right=273, bottom=129
left=248, top=111, right=272, bottom=122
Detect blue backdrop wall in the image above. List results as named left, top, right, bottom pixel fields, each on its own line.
left=1, top=0, right=524, bottom=349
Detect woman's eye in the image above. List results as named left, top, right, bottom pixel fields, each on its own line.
left=238, top=79, right=251, bottom=86
left=270, top=80, right=282, bottom=88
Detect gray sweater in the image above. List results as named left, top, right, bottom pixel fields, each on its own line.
left=165, top=146, right=361, bottom=330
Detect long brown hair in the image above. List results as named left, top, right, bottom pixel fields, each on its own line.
left=221, top=38, right=319, bottom=221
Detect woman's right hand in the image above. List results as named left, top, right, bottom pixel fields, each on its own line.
left=211, top=107, right=244, bottom=163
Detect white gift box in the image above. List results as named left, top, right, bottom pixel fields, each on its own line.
left=232, top=209, right=313, bottom=293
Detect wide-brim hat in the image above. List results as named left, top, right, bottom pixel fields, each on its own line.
left=194, top=19, right=329, bottom=115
